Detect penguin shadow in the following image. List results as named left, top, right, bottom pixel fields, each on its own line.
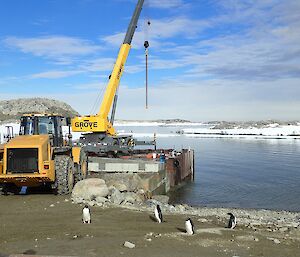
left=149, top=215, right=166, bottom=223
left=149, top=215, right=157, bottom=222
left=23, top=249, right=37, bottom=255
left=176, top=227, right=187, bottom=233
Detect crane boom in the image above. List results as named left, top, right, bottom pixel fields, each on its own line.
left=72, top=0, right=144, bottom=136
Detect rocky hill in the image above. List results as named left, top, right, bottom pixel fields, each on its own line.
left=0, top=97, right=79, bottom=123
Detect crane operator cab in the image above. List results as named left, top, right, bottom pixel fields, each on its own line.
left=19, top=114, right=67, bottom=147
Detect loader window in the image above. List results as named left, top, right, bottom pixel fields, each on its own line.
left=38, top=124, right=48, bottom=134
left=38, top=117, right=55, bottom=135
left=19, top=116, right=55, bottom=136
left=19, top=117, right=34, bottom=135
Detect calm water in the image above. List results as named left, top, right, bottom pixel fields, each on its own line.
left=118, top=125, right=300, bottom=212
left=160, top=137, right=300, bottom=212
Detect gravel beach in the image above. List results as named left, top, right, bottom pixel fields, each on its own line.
left=0, top=195, right=299, bottom=257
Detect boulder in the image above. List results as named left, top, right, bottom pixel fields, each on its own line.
left=72, top=178, right=109, bottom=202
left=145, top=199, right=162, bottom=207
left=124, top=241, right=135, bottom=249
left=273, top=239, right=281, bottom=244
left=99, top=174, right=142, bottom=192
left=95, top=196, right=109, bottom=203
left=113, top=182, right=128, bottom=192
left=175, top=204, right=186, bottom=212
left=72, top=197, right=84, bottom=204
left=152, top=195, right=169, bottom=204
left=123, top=192, right=143, bottom=204
left=110, top=187, right=125, bottom=205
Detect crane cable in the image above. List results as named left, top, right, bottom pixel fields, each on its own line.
left=89, top=82, right=106, bottom=115
left=144, top=38, right=149, bottom=109
left=144, top=0, right=150, bottom=109
left=89, top=60, right=115, bottom=115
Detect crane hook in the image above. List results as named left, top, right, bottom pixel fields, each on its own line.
left=144, top=40, right=149, bottom=49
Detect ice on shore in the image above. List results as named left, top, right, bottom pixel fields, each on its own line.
left=1, top=122, right=300, bottom=143
left=114, top=121, right=165, bottom=127
left=182, top=124, right=300, bottom=137
left=114, top=121, right=204, bottom=127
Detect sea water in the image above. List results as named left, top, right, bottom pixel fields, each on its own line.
left=117, top=125, right=300, bottom=212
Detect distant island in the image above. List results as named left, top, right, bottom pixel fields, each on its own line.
left=0, top=97, right=299, bottom=140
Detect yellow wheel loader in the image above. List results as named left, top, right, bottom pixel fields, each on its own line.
left=0, top=114, right=87, bottom=195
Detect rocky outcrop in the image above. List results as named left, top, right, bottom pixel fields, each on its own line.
left=0, top=97, right=79, bottom=122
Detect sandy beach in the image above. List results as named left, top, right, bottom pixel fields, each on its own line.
left=0, top=195, right=299, bottom=257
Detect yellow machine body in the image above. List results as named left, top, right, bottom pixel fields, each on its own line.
left=71, top=44, right=131, bottom=135
left=0, top=135, right=82, bottom=188
left=0, top=135, right=55, bottom=187
left=71, top=115, right=116, bottom=135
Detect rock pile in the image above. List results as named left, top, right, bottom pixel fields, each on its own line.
left=71, top=179, right=300, bottom=235
left=71, top=178, right=159, bottom=207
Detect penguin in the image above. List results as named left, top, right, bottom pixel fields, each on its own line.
left=82, top=205, right=91, bottom=224
left=154, top=204, right=163, bottom=223
left=185, top=218, right=195, bottom=235
left=227, top=212, right=236, bottom=229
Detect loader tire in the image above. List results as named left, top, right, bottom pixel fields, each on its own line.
left=0, top=183, right=6, bottom=195
left=74, top=151, right=88, bottom=184
left=0, top=183, right=19, bottom=195
left=54, top=155, right=74, bottom=195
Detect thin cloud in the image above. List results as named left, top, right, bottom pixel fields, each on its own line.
left=1, top=77, right=299, bottom=121
left=73, top=82, right=107, bottom=90
left=1, top=0, right=300, bottom=121
left=116, top=0, right=186, bottom=9
left=30, top=70, right=84, bottom=79
left=3, top=36, right=102, bottom=63
left=80, top=58, right=116, bottom=72
left=102, top=17, right=210, bottom=49
left=146, top=0, right=185, bottom=9
left=141, top=0, right=300, bottom=81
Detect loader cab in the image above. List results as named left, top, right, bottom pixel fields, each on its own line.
left=19, top=115, right=64, bottom=147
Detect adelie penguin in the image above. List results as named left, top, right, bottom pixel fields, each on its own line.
left=154, top=204, right=163, bottom=223
left=82, top=205, right=91, bottom=224
left=185, top=218, right=195, bottom=235
left=227, top=213, right=236, bottom=229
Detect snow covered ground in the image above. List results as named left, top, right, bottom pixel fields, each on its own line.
left=1, top=122, right=299, bottom=143
left=114, top=121, right=165, bottom=127
left=114, top=121, right=205, bottom=127
left=181, top=124, right=300, bottom=139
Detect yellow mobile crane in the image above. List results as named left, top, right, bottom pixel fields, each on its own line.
left=72, top=0, right=148, bottom=155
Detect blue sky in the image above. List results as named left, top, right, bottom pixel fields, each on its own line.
left=1, top=0, right=300, bottom=121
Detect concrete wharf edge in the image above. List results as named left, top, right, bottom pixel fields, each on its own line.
left=88, top=148, right=195, bottom=194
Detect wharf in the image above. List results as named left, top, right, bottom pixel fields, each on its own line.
left=87, top=148, right=194, bottom=195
